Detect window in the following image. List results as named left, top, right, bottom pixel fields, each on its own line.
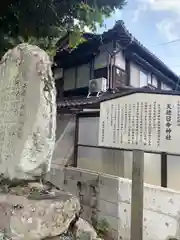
left=113, top=66, right=127, bottom=88
left=162, top=83, right=171, bottom=90
left=140, top=71, right=158, bottom=88
left=140, top=71, right=148, bottom=87
left=94, top=67, right=108, bottom=79
left=148, top=75, right=158, bottom=88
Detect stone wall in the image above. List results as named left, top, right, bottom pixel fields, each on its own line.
left=47, top=166, right=180, bottom=240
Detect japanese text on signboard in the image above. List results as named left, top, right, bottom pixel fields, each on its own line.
left=99, top=93, right=180, bottom=154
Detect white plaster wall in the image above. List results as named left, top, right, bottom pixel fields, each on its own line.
left=55, top=114, right=71, bottom=141
left=151, top=75, right=158, bottom=88
left=167, top=155, right=180, bottom=191
left=129, top=62, right=140, bottom=87
left=94, top=43, right=126, bottom=71
left=78, top=117, right=99, bottom=146
left=94, top=42, right=113, bottom=70
left=77, top=117, right=161, bottom=186
left=78, top=117, right=125, bottom=177
left=124, top=151, right=161, bottom=186
left=77, top=147, right=125, bottom=177
left=77, top=149, right=161, bottom=186
left=130, top=63, right=160, bottom=88
left=114, top=51, right=126, bottom=70
left=52, top=114, right=75, bottom=167
left=54, top=167, right=180, bottom=240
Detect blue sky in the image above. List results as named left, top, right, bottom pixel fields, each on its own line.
left=99, top=0, right=180, bottom=75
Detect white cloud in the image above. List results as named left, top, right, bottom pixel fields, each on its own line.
left=140, top=0, right=180, bottom=14
left=156, top=18, right=180, bottom=41
left=132, top=4, right=147, bottom=22
left=133, top=0, right=180, bottom=40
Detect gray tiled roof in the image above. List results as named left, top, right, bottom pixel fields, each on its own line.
left=57, top=87, right=133, bottom=110
left=55, top=21, right=180, bottom=87
left=57, top=86, right=178, bottom=110
left=57, top=93, right=112, bottom=109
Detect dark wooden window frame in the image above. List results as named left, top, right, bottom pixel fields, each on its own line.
left=161, top=82, right=172, bottom=90
left=93, top=67, right=108, bottom=79
left=112, top=66, right=127, bottom=89
left=73, top=110, right=168, bottom=188
left=55, top=77, right=64, bottom=100
left=148, top=73, right=158, bottom=88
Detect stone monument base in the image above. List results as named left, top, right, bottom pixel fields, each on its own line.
left=0, top=182, right=80, bottom=240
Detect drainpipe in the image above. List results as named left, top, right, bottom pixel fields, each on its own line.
left=110, top=53, right=113, bottom=89
left=106, top=37, right=134, bottom=91
left=100, top=34, right=133, bottom=92
left=107, top=53, right=111, bottom=90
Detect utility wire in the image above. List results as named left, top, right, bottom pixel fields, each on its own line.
left=151, top=38, right=180, bottom=47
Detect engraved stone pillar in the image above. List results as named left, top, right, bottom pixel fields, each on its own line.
left=0, top=43, right=56, bottom=180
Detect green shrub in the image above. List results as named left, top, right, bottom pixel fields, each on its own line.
left=95, top=219, right=110, bottom=239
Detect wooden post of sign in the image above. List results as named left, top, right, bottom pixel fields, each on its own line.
left=130, top=150, right=144, bottom=240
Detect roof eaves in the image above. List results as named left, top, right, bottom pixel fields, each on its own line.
left=55, top=21, right=180, bottom=85
left=116, top=21, right=180, bottom=82
left=131, top=53, right=176, bottom=88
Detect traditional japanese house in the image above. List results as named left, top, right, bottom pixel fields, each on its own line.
left=52, top=20, right=180, bottom=191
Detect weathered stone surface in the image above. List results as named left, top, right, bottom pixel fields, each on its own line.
left=45, top=232, right=74, bottom=240
left=44, top=219, right=101, bottom=240
left=0, top=43, right=56, bottom=180
left=0, top=189, right=80, bottom=240
left=75, top=218, right=97, bottom=240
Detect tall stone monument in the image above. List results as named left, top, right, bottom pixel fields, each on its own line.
left=0, top=44, right=100, bottom=240
left=0, top=43, right=56, bottom=180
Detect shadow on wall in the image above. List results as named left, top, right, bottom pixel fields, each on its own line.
left=78, top=148, right=180, bottom=191
left=52, top=114, right=180, bottom=192
left=47, top=166, right=180, bottom=240
left=77, top=117, right=161, bottom=187
left=77, top=148, right=161, bottom=187
left=52, top=114, right=75, bottom=167
left=77, top=116, right=180, bottom=191
left=67, top=167, right=180, bottom=240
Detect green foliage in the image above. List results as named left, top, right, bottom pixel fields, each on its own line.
left=0, top=0, right=126, bottom=57
left=95, top=219, right=110, bottom=238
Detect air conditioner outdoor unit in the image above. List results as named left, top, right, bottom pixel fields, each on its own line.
left=88, top=78, right=107, bottom=97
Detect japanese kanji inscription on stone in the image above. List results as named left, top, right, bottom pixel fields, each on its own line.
left=0, top=44, right=56, bottom=180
